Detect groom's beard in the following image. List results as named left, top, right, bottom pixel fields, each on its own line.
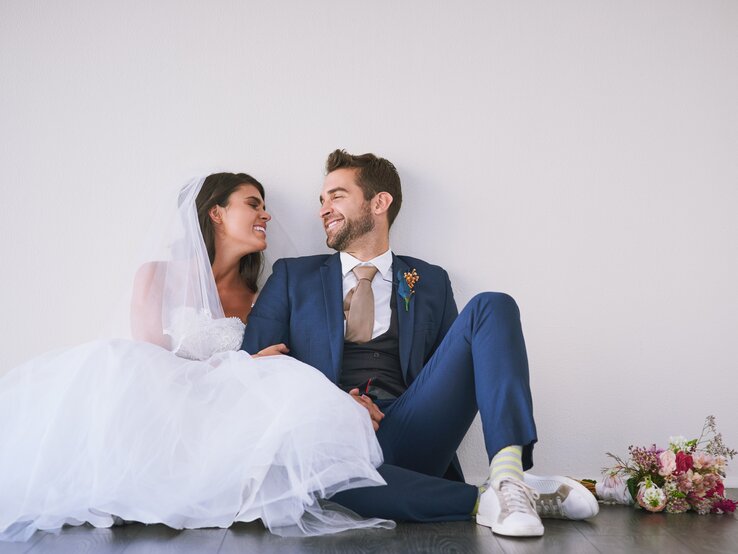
left=326, top=204, right=375, bottom=252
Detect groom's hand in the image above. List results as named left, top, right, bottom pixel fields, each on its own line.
left=349, top=388, right=384, bottom=431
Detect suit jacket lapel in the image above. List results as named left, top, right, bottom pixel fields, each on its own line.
left=320, top=253, right=344, bottom=383
left=393, top=254, right=416, bottom=380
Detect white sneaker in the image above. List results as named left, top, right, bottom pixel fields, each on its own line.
left=476, top=478, right=544, bottom=537
left=524, top=474, right=600, bottom=520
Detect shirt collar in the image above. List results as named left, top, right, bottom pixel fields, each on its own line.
left=340, top=249, right=393, bottom=280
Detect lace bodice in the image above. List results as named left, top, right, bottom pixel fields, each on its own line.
left=166, top=307, right=245, bottom=360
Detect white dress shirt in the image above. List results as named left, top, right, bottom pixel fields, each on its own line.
left=340, top=249, right=393, bottom=340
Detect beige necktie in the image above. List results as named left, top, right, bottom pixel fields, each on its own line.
left=343, top=264, right=379, bottom=343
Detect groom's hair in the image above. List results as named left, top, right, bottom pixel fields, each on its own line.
left=325, top=149, right=402, bottom=227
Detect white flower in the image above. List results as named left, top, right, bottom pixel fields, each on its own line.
left=643, top=487, right=665, bottom=505
left=669, top=435, right=688, bottom=452
left=714, top=456, right=727, bottom=472
left=637, top=482, right=667, bottom=512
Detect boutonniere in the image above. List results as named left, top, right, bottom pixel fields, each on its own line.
left=397, top=269, right=420, bottom=311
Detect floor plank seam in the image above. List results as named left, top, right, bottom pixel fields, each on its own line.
left=214, top=527, right=228, bottom=554
left=572, top=519, right=605, bottom=554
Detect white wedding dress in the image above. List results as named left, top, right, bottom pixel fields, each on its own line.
left=0, top=308, right=391, bottom=541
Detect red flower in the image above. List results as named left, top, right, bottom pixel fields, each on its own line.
left=711, top=498, right=737, bottom=514
left=675, top=451, right=693, bottom=474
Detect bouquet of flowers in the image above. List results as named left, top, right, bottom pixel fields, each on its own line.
left=602, top=416, right=736, bottom=514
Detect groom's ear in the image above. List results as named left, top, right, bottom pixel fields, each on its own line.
left=372, top=192, right=394, bottom=217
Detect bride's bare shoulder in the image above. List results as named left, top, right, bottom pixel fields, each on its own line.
left=133, top=261, right=167, bottom=289
left=135, top=260, right=168, bottom=275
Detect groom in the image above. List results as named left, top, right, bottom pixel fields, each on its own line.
left=242, top=150, right=596, bottom=537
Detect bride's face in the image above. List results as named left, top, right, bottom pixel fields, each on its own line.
left=216, top=184, right=270, bottom=255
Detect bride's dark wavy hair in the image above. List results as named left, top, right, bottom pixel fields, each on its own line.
left=195, top=172, right=265, bottom=293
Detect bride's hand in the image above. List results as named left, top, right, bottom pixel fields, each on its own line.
left=252, top=343, right=290, bottom=358
left=348, top=388, right=384, bottom=431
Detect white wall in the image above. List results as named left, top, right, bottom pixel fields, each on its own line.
left=1, top=1, right=736, bottom=485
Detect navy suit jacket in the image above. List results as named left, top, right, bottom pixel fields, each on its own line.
left=242, top=252, right=458, bottom=389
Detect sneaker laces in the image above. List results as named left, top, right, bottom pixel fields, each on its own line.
left=538, top=495, right=564, bottom=517
left=499, top=478, right=539, bottom=514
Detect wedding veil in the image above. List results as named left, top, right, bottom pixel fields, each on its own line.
left=129, top=174, right=296, bottom=355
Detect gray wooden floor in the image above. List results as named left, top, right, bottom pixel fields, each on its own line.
left=2, top=495, right=736, bottom=554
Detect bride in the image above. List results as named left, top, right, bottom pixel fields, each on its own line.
left=0, top=173, right=393, bottom=541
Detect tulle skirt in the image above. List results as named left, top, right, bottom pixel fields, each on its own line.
left=0, top=340, right=392, bottom=541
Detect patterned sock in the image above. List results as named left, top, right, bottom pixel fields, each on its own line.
left=471, top=482, right=490, bottom=515
left=490, top=445, right=524, bottom=483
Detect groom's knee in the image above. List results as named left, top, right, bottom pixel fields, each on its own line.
left=466, top=292, right=519, bottom=321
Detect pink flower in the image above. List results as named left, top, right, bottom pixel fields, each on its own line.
left=690, top=473, right=706, bottom=496
left=689, top=472, right=720, bottom=497
left=658, top=450, right=677, bottom=476
left=676, top=471, right=694, bottom=494
left=701, top=474, right=719, bottom=493
left=706, top=481, right=725, bottom=498
left=692, top=452, right=715, bottom=470
left=675, top=451, right=693, bottom=474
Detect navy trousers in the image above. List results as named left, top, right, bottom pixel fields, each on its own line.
left=332, top=292, right=538, bottom=521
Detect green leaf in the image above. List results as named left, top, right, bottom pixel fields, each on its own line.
left=627, top=477, right=639, bottom=502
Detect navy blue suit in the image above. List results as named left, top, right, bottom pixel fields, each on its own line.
left=242, top=252, right=537, bottom=521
